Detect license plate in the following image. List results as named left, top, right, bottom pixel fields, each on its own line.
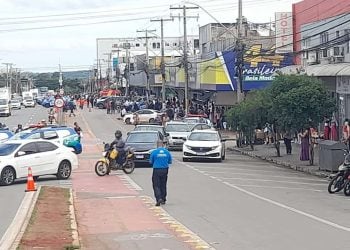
left=135, top=155, right=144, bottom=159
left=197, top=153, right=206, bottom=156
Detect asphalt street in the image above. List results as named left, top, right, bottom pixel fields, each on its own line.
left=81, top=108, right=350, bottom=250
left=0, top=106, right=71, bottom=239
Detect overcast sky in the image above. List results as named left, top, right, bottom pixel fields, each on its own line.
left=0, top=0, right=301, bottom=72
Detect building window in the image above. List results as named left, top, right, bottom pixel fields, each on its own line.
left=173, top=42, right=177, bottom=46
left=157, top=42, right=160, bottom=48
left=112, top=44, right=118, bottom=48
left=135, top=43, right=140, bottom=47
left=165, top=42, right=170, bottom=46
left=152, top=43, right=156, bottom=49
left=322, top=49, right=328, bottom=58
left=194, top=39, right=199, bottom=49
left=336, top=31, right=340, bottom=38
left=320, top=32, right=329, bottom=44
left=334, top=47, right=340, bottom=56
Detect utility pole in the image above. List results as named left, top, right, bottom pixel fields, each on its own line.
left=137, top=29, right=156, bottom=101
left=236, top=0, right=244, bottom=103
left=151, top=17, right=173, bottom=103
left=170, top=5, right=198, bottom=113
left=2, top=63, right=13, bottom=89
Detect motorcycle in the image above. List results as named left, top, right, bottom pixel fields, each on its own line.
left=95, top=143, right=135, bottom=176
left=343, top=176, right=350, bottom=196
left=328, top=149, right=350, bottom=194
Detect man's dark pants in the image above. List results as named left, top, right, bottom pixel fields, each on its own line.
left=152, top=168, right=168, bottom=202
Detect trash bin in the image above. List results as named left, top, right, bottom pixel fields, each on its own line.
left=318, top=140, right=347, bottom=172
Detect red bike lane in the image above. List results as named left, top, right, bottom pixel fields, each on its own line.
left=71, top=115, right=203, bottom=250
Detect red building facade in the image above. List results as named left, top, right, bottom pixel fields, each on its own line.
left=292, top=0, right=350, bottom=63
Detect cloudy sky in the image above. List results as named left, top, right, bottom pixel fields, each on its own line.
left=0, top=0, right=300, bottom=72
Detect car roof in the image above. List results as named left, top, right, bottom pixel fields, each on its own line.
left=190, top=130, right=218, bottom=134
left=3, top=139, right=55, bottom=144
left=128, top=130, right=159, bottom=134
left=135, top=125, right=163, bottom=128
left=166, top=121, right=188, bottom=124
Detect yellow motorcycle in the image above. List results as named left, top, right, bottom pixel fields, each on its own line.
left=95, top=143, right=135, bottom=176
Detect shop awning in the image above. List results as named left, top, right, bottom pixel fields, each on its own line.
left=279, top=63, right=350, bottom=77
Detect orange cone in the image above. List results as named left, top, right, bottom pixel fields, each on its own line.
left=25, top=167, right=37, bottom=192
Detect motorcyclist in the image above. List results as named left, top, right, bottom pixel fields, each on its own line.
left=15, top=124, right=23, bottom=133
left=111, top=130, right=126, bottom=165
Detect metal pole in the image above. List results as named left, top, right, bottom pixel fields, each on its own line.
left=183, top=6, right=189, bottom=113
left=236, top=0, right=244, bottom=103
left=160, top=19, right=166, bottom=103
left=125, top=48, right=130, bottom=97
left=145, top=30, right=150, bottom=100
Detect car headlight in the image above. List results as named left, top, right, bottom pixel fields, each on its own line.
left=211, top=146, right=219, bottom=150
left=185, top=145, right=192, bottom=150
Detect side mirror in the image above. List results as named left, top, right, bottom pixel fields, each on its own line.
left=17, top=151, right=26, bottom=156
left=165, top=133, right=170, bottom=137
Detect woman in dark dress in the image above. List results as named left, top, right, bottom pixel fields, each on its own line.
left=300, top=128, right=310, bottom=161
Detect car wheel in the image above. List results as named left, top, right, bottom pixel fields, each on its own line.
left=97, top=103, right=104, bottom=109
left=149, top=118, right=155, bottom=123
left=0, top=166, right=16, bottom=186
left=125, top=118, right=131, bottom=124
left=57, top=160, right=72, bottom=180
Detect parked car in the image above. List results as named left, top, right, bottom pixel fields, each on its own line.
left=0, top=140, right=78, bottom=185
left=123, top=109, right=162, bottom=125
left=165, top=121, right=194, bottom=150
left=10, top=99, right=21, bottom=109
left=0, top=130, right=14, bottom=143
left=9, top=126, right=82, bottom=154
left=183, top=130, right=226, bottom=162
left=133, top=124, right=169, bottom=146
left=125, top=131, right=164, bottom=165
left=95, top=96, right=109, bottom=109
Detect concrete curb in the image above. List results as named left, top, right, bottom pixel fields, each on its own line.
left=0, top=186, right=41, bottom=250
left=69, top=189, right=80, bottom=248
left=229, top=147, right=331, bottom=179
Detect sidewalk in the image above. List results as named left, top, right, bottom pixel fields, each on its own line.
left=230, top=141, right=332, bottom=178
left=68, top=111, right=213, bottom=250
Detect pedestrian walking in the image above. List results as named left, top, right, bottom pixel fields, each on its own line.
left=68, top=100, right=76, bottom=117
left=74, top=122, right=82, bottom=139
left=150, top=141, right=172, bottom=206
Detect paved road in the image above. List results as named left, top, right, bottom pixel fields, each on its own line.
left=0, top=106, right=71, bottom=239
left=81, top=108, right=350, bottom=250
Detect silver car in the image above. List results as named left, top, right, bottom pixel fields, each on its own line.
left=165, top=122, right=194, bottom=150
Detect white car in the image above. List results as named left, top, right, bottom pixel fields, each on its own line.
left=0, top=139, right=78, bottom=185
left=123, top=109, right=161, bottom=125
left=23, top=98, right=35, bottom=107
left=10, top=99, right=21, bottom=109
left=166, top=122, right=194, bottom=150
left=183, top=130, right=226, bottom=162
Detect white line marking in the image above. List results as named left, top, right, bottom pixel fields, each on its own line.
left=105, top=196, right=137, bottom=199
left=222, top=181, right=350, bottom=232
left=119, top=174, right=143, bottom=191
left=219, top=177, right=325, bottom=186
left=181, top=161, right=350, bottom=232
left=227, top=184, right=323, bottom=192
left=204, top=171, right=327, bottom=182
left=193, top=166, right=303, bottom=174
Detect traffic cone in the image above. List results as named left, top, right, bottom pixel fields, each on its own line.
left=25, top=167, right=37, bottom=192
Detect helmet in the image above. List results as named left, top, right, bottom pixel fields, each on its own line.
left=115, top=130, right=122, bottom=139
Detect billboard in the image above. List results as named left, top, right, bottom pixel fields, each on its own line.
left=275, top=12, right=293, bottom=53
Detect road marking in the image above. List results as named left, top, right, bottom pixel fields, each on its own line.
left=222, top=181, right=350, bottom=232
left=140, top=195, right=215, bottom=249
left=181, top=161, right=350, bottom=233
left=219, top=177, right=326, bottom=186
left=105, top=196, right=137, bottom=199
left=202, top=171, right=327, bottom=182
left=225, top=184, right=323, bottom=192
left=192, top=166, right=304, bottom=175
left=118, top=174, right=143, bottom=191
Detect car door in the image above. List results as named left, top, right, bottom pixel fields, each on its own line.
left=14, top=142, right=41, bottom=178
left=136, top=110, right=146, bottom=123
left=35, top=141, right=59, bottom=175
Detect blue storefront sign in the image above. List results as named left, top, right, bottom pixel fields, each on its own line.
left=222, top=46, right=294, bottom=91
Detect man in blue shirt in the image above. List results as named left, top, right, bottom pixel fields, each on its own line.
left=150, top=142, right=172, bottom=206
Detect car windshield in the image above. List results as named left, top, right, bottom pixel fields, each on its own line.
left=24, top=97, right=32, bottom=100
left=0, top=99, right=7, bottom=105
left=166, top=124, right=192, bottom=132
left=183, top=118, right=198, bottom=123
left=188, top=132, right=219, bottom=141
left=11, top=100, right=20, bottom=103
left=10, top=131, right=32, bottom=140
left=126, top=132, right=158, bottom=143
left=0, top=143, right=20, bottom=156
left=134, top=126, right=163, bottom=134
